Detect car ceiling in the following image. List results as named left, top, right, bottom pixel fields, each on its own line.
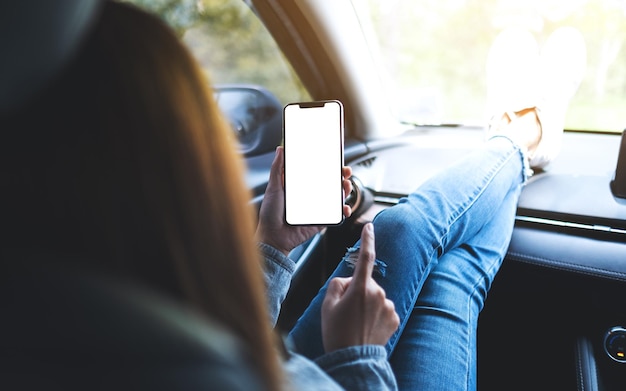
left=0, top=0, right=102, bottom=115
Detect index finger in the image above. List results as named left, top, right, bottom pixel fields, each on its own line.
left=352, top=223, right=376, bottom=283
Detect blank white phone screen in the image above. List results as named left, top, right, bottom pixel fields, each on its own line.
left=284, top=101, right=344, bottom=225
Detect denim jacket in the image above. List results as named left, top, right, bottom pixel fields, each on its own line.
left=259, top=243, right=397, bottom=390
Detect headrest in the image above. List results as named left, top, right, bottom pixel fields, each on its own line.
left=0, top=0, right=103, bottom=115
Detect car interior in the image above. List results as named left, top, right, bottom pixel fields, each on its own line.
left=248, top=2, right=626, bottom=390
left=2, top=0, right=625, bottom=390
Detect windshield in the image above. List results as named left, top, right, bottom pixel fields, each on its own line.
left=365, top=0, right=626, bottom=133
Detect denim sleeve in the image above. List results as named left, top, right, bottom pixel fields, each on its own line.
left=283, top=348, right=397, bottom=391
left=314, top=345, right=398, bottom=390
left=258, top=242, right=295, bottom=327
left=283, top=353, right=344, bottom=390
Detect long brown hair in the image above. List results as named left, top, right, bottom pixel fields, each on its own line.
left=1, top=1, right=282, bottom=389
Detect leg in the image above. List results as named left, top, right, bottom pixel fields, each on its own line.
left=289, top=138, right=528, bottom=358
left=389, top=186, right=519, bottom=390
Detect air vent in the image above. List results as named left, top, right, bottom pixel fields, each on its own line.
left=355, top=156, right=377, bottom=168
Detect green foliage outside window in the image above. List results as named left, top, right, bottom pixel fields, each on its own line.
left=124, top=0, right=309, bottom=105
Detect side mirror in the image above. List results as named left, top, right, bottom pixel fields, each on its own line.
left=214, top=84, right=283, bottom=157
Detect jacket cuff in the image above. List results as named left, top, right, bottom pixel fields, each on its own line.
left=314, top=345, right=388, bottom=369
left=258, top=242, right=295, bottom=274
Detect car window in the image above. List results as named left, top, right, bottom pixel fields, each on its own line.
left=364, top=0, right=626, bottom=133
left=123, top=0, right=310, bottom=105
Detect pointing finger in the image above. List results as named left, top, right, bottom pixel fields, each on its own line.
left=352, top=223, right=376, bottom=284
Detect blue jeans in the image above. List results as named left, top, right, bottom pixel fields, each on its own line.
left=288, top=137, right=529, bottom=390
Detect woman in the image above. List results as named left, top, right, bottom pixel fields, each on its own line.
left=0, top=1, right=585, bottom=390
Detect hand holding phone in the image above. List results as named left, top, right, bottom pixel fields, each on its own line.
left=283, top=100, right=344, bottom=226
left=255, top=146, right=352, bottom=256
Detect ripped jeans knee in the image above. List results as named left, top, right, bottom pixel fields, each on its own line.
left=342, top=246, right=388, bottom=278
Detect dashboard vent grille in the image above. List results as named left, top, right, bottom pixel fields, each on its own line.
left=356, top=156, right=377, bottom=168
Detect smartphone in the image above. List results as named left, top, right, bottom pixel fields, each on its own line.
left=283, top=100, right=344, bottom=226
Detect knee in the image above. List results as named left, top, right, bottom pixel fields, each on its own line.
left=372, top=203, right=433, bottom=239
left=372, top=206, right=430, bottom=252
left=372, top=205, right=411, bottom=233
